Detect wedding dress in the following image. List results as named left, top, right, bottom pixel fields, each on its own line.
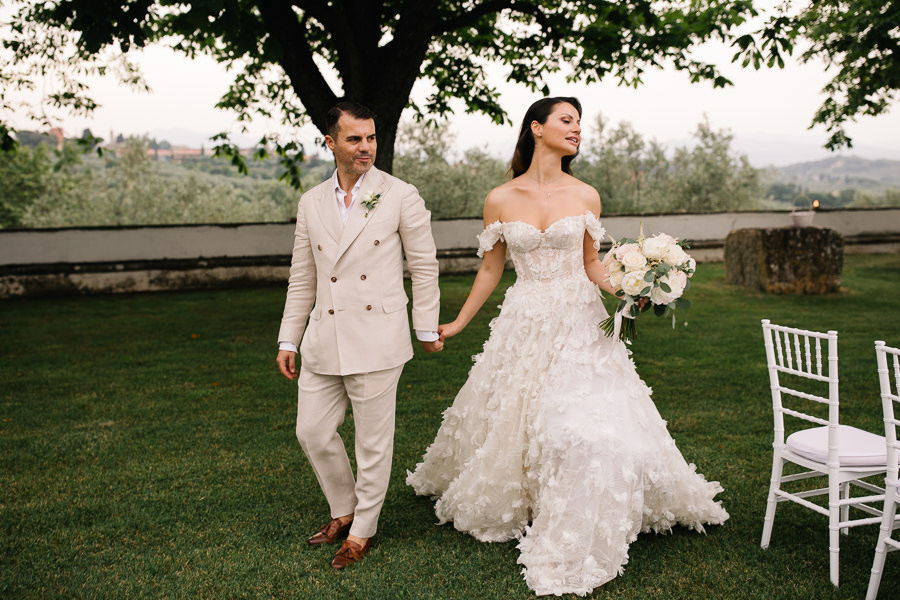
left=406, top=212, right=728, bottom=596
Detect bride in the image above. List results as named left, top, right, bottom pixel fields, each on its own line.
left=406, top=97, right=729, bottom=596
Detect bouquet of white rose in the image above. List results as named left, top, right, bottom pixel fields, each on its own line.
left=600, top=227, right=695, bottom=342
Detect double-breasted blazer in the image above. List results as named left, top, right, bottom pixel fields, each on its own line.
left=277, top=167, right=441, bottom=376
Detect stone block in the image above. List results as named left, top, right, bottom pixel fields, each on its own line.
left=724, top=227, right=844, bottom=294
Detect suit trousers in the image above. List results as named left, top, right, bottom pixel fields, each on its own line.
left=295, top=364, right=404, bottom=539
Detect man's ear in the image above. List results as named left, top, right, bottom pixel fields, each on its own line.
left=324, top=135, right=335, bottom=151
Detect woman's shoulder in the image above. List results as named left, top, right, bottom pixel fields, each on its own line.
left=483, top=179, right=525, bottom=218
left=564, top=175, right=599, bottom=197
left=563, top=176, right=602, bottom=213
left=488, top=177, right=529, bottom=200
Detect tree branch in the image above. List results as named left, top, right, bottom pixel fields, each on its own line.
left=292, top=0, right=333, bottom=30
left=435, top=0, right=538, bottom=35
left=257, top=0, right=338, bottom=134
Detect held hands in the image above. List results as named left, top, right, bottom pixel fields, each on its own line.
left=276, top=349, right=298, bottom=380
left=438, top=320, right=464, bottom=341
left=420, top=339, right=444, bottom=353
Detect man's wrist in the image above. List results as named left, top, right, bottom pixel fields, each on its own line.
left=415, top=330, right=439, bottom=343
left=279, top=341, right=298, bottom=353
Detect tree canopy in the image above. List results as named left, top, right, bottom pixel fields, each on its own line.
left=733, top=0, right=900, bottom=150
left=2, top=0, right=758, bottom=178
left=4, top=1, right=896, bottom=178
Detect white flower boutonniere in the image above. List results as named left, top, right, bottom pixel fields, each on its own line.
left=361, top=192, right=381, bottom=217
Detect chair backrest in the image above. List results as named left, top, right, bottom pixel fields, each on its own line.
left=875, top=341, right=900, bottom=484
left=761, top=320, right=839, bottom=447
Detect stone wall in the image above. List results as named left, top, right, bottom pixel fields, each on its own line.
left=725, top=227, right=844, bottom=294
left=1, top=208, right=898, bottom=298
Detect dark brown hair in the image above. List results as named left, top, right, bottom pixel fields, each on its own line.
left=508, top=96, right=582, bottom=178
left=326, top=101, right=377, bottom=138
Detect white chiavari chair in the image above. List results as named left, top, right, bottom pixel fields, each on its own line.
left=760, top=320, right=887, bottom=586
left=866, top=341, right=900, bottom=599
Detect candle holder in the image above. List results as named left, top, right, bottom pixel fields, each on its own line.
left=790, top=196, right=818, bottom=227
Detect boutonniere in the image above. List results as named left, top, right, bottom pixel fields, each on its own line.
left=361, top=192, right=381, bottom=217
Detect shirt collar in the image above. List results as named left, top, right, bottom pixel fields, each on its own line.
left=332, top=170, right=366, bottom=196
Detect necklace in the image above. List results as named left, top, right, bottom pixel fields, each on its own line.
left=526, top=173, right=565, bottom=199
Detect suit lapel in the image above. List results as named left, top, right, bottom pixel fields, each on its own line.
left=336, top=168, right=386, bottom=260
left=317, top=177, right=342, bottom=243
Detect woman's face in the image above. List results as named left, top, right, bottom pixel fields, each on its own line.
left=534, top=102, right=581, bottom=155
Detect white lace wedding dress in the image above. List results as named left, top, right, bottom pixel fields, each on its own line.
left=406, top=212, right=729, bottom=596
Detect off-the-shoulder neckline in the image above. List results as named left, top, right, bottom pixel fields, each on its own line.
left=486, top=211, right=599, bottom=234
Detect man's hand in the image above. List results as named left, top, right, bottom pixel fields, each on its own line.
left=276, top=349, right=298, bottom=380
left=420, top=339, right=443, bottom=353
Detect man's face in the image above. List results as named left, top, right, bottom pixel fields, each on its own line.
left=326, top=115, right=377, bottom=178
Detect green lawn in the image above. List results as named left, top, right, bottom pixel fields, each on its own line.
left=2, top=254, right=899, bottom=599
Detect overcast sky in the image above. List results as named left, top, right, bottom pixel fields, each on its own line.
left=4, top=4, right=899, bottom=167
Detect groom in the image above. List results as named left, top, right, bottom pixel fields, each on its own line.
left=275, top=101, right=442, bottom=570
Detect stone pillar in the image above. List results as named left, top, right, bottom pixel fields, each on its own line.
left=724, top=227, right=844, bottom=294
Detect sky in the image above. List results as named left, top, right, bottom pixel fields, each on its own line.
left=4, top=4, right=899, bottom=168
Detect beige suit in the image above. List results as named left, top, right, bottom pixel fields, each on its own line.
left=278, top=166, right=440, bottom=538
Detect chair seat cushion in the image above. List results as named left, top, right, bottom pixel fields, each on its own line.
left=786, top=425, right=887, bottom=467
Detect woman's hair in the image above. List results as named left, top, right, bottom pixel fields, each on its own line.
left=508, top=96, right=582, bottom=178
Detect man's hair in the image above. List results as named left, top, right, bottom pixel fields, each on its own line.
left=326, top=101, right=377, bottom=138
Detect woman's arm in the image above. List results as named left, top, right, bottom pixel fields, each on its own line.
left=439, top=193, right=507, bottom=340
left=581, top=191, right=617, bottom=295
left=584, top=237, right=616, bottom=295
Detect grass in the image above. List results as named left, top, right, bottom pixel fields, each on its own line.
left=2, top=254, right=900, bottom=599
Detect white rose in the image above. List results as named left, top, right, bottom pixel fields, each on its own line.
left=620, top=250, right=647, bottom=272
left=663, top=243, right=689, bottom=267
left=608, top=269, right=625, bottom=289
left=603, top=256, right=624, bottom=273
left=641, top=236, right=667, bottom=260
left=614, top=243, right=640, bottom=262
left=621, top=270, right=649, bottom=297
left=655, top=232, right=676, bottom=245
left=649, top=273, right=685, bottom=305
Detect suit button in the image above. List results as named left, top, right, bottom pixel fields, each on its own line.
left=330, top=276, right=337, bottom=282
left=328, top=309, right=334, bottom=315
left=373, top=240, right=380, bottom=246
left=366, top=305, right=372, bottom=311
left=317, top=244, right=322, bottom=251
left=360, top=274, right=367, bottom=280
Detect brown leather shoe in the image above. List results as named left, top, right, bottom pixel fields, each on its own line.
left=307, top=518, right=352, bottom=546
left=331, top=538, right=372, bottom=570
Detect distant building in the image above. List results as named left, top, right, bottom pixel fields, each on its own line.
left=49, top=127, right=64, bottom=150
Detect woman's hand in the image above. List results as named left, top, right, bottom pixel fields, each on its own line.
left=438, top=321, right=464, bottom=341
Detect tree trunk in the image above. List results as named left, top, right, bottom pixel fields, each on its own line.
left=261, top=1, right=439, bottom=175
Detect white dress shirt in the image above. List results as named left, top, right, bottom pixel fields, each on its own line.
left=334, top=169, right=363, bottom=224
left=279, top=170, right=438, bottom=353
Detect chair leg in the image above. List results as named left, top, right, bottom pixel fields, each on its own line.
left=867, top=537, right=889, bottom=600
left=840, top=481, right=850, bottom=536
left=866, top=487, right=897, bottom=600
left=829, top=477, right=841, bottom=586
left=761, top=453, right=783, bottom=548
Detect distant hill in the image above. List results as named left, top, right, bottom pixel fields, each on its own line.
left=765, top=156, right=900, bottom=194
